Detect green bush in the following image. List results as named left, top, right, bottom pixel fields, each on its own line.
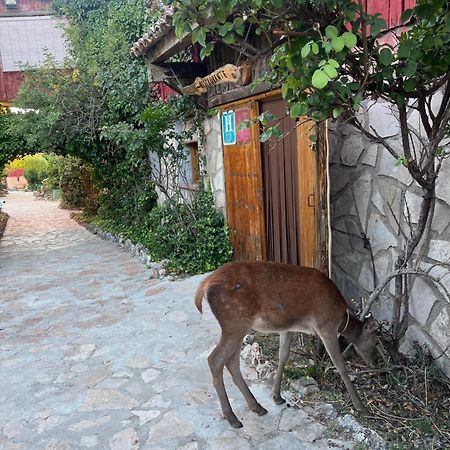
left=24, top=168, right=44, bottom=190
left=59, top=156, right=93, bottom=208
left=148, top=189, right=233, bottom=274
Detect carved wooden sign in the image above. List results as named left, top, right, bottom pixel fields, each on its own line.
left=181, top=64, right=241, bottom=95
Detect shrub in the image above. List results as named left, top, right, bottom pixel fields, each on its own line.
left=24, top=168, right=43, bottom=190
left=148, top=188, right=233, bottom=274
left=59, top=156, right=93, bottom=208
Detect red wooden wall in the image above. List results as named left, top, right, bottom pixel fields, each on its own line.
left=0, top=0, right=52, bottom=12
left=365, top=0, right=416, bottom=27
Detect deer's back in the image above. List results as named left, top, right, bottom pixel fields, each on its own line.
left=204, top=261, right=346, bottom=331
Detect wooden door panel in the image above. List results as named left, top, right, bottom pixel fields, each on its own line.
left=222, top=101, right=265, bottom=261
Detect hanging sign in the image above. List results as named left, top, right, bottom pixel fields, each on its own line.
left=181, top=64, right=241, bottom=96
left=221, top=111, right=236, bottom=145
left=235, top=108, right=251, bottom=144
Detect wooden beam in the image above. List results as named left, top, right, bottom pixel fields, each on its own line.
left=147, top=62, right=207, bottom=83
left=144, top=29, right=194, bottom=63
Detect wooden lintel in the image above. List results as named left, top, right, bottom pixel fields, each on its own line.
left=144, top=28, right=195, bottom=63
left=207, top=82, right=272, bottom=108
left=148, top=62, right=207, bottom=83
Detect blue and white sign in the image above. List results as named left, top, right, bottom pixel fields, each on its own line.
left=221, top=111, right=236, bottom=145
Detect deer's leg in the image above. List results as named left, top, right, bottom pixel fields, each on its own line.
left=272, top=331, right=294, bottom=405
left=208, top=332, right=247, bottom=428
left=226, top=349, right=268, bottom=416
left=319, top=332, right=368, bottom=415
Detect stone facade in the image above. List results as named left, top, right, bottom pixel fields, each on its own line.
left=329, top=100, right=450, bottom=377
left=204, top=114, right=226, bottom=216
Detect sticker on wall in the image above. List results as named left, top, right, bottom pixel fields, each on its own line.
left=235, top=108, right=251, bottom=144
left=221, top=111, right=236, bottom=145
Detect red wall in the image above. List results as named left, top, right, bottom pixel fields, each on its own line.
left=0, top=71, right=24, bottom=103
left=365, top=0, right=416, bottom=27
left=0, top=0, right=52, bottom=12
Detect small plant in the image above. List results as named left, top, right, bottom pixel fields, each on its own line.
left=148, top=188, right=233, bottom=274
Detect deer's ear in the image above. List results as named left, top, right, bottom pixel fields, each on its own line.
left=363, top=318, right=379, bottom=333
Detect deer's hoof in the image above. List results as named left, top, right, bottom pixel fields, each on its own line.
left=257, top=406, right=268, bottom=416
left=273, top=395, right=286, bottom=405
left=229, top=418, right=243, bottom=428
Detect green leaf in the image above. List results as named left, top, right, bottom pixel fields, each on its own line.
left=198, top=27, right=207, bottom=47
left=404, top=78, right=417, bottom=92
left=311, top=43, right=319, bottom=55
left=342, top=32, right=357, bottom=49
left=309, top=134, right=317, bottom=142
left=332, top=106, right=344, bottom=118
left=402, top=61, right=418, bottom=77
left=260, top=130, right=271, bottom=142
left=332, top=36, right=345, bottom=52
left=325, top=25, right=339, bottom=39
left=379, top=48, right=393, bottom=66
left=199, top=42, right=214, bottom=59
left=216, top=8, right=227, bottom=24
left=328, top=59, right=340, bottom=68
left=290, top=102, right=308, bottom=118
left=312, top=69, right=329, bottom=89
left=323, top=64, right=338, bottom=79
left=400, top=8, right=413, bottom=23
left=281, top=82, right=289, bottom=99
left=395, top=156, right=407, bottom=167
left=222, top=32, right=235, bottom=45
left=301, top=43, right=311, bottom=58
left=192, top=28, right=200, bottom=44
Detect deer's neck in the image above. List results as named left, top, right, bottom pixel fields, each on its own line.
left=340, top=314, right=364, bottom=344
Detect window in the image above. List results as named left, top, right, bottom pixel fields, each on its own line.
left=5, top=0, right=17, bottom=8
left=188, top=142, right=201, bottom=185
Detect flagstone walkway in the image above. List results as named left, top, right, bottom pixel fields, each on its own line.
left=0, top=191, right=361, bottom=450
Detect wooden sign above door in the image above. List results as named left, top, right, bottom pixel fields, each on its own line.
left=181, top=64, right=241, bottom=96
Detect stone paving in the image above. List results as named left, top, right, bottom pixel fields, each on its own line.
left=0, top=191, right=362, bottom=449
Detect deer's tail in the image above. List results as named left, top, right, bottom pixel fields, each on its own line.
left=195, top=277, right=209, bottom=314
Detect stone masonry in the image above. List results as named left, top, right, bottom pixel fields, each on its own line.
left=329, top=100, right=450, bottom=377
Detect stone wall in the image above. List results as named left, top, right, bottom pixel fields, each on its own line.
left=204, top=114, right=226, bottom=216
left=329, top=100, right=450, bottom=377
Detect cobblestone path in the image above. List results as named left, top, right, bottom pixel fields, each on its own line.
left=0, top=191, right=358, bottom=449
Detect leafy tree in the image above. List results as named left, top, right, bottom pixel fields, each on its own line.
left=171, top=0, right=450, bottom=343
left=0, top=108, right=27, bottom=170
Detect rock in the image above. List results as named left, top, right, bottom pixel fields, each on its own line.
left=79, top=389, right=139, bottom=411
left=80, top=436, right=98, bottom=448
left=341, top=134, right=364, bottom=166
left=353, top=172, right=372, bottom=228
left=147, top=411, right=193, bottom=441
left=428, top=240, right=450, bottom=263
left=109, top=428, right=140, bottom=450
left=126, top=356, right=151, bottom=369
left=367, top=214, right=398, bottom=254
left=410, top=278, right=436, bottom=325
left=289, top=378, right=320, bottom=397
left=141, top=368, right=161, bottom=383
left=132, top=410, right=161, bottom=425
left=337, top=414, right=386, bottom=449
left=430, top=308, right=450, bottom=352
left=69, top=416, right=111, bottom=432
left=3, top=420, right=26, bottom=439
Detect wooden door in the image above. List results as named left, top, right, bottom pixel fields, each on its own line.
left=260, top=97, right=319, bottom=268
left=222, top=101, right=266, bottom=261
left=260, top=97, right=300, bottom=265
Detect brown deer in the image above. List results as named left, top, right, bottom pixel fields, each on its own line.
left=195, top=261, right=379, bottom=428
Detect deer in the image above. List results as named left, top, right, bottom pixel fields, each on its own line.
left=195, top=261, right=379, bottom=428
